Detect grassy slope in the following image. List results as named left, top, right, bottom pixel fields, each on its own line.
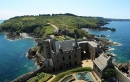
left=0, top=14, right=106, bottom=38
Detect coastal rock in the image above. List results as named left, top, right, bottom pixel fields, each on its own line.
left=101, top=35, right=106, bottom=37
left=28, top=48, right=37, bottom=59
left=95, top=37, right=118, bottom=46
left=111, top=28, right=116, bottom=31
left=88, top=26, right=116, bottom=32
left=28, top=47, right=45, bottom=67
left=118, top=62, right=130, bottom=74
left=6, top=32, right=21, bottom=40
left=35, top=38, right=42, bottom=45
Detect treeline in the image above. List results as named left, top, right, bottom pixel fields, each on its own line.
left=0, top=13, right=108, bottom=38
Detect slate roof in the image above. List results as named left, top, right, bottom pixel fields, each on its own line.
left=94, top=54, right=111, bottom=71
left=78, top=41, right=98, bottom=47
left=55, top=40, right=76, bottom=53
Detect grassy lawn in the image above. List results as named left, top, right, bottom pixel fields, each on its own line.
left=43, top=25, right=55, bottom=38
left=28, top=72, right=52, bottom=82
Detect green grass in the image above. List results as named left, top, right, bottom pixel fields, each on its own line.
left=43, top=25, right=55, bottom=38
left=22, top=17, right=36, bottom=20
left=51, top=67, right=92, bottom=82
left=55, top=36, right=64, bottom=41
left=28, top=72, right=52, bottom=82
left=0, top=14, right=106, bottom=39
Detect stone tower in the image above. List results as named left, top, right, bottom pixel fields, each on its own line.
left=43, top=39, right=51, bottom=59
left=75, top=35, right=78, bottom=48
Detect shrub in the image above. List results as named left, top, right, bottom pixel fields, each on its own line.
left=51, top=67, right=92, bottom=82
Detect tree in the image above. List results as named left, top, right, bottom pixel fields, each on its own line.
left=104, top=68, right=118, bottom=79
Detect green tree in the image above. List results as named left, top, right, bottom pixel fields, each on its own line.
left=104, top=68, right=118, bottom=79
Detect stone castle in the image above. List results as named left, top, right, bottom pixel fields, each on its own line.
left=41, top=35, right=107, bottom=73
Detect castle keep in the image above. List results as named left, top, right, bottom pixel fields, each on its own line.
left=42, top=36, right=103, bottom=72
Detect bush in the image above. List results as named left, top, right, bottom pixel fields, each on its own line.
left=51, top=67, right=92, bottom=82
left=28, top=72, right=52, bottom=82
left=104, top=68, right=118, bottom=79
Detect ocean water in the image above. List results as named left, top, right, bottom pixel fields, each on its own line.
left=0, top=21, right=37, bottom=81
left=0, top=20, right=3, bottom=24
left=89, top=21, right=130, bottom=63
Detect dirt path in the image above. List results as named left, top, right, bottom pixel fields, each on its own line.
left=47, top=75, right=56, bottom=82
left=48, top=23, right=58, bottom=31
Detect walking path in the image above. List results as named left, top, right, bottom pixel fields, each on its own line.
left=47, top=75, right=56, bottom=82
left=48, top=22, right=58, bottom=31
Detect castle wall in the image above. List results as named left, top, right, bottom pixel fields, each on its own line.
left=115, top=67, right=130, bottom=82
left=88, top=44, right=96, bottom=60
left=79, top=42, right=98, bottom=60
left=51, top=48, right=81, bottom=71
left=93, top=57, right=113, bottom=79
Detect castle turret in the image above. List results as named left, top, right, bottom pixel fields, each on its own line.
left=43, top=39, right=51, bottom=59
left=75, top=35, right=78, bottom=48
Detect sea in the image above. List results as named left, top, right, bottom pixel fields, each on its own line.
left=88, top=21, right=130, bottom=63
left=0, top=20, right=37, bottom=81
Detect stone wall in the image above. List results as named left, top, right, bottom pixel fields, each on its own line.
left=12, top=67, right=44, bottom=82
left=93, top=63, right=102, bottom=78
left=88, top=43, right=96, bottom=60
left=79, top=43, right=90, bottom=58
left=115, top=66, right=130, bottom=82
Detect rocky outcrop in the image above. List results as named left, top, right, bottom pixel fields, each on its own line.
left=28, top=47, right=37, bottom=59
left=95, top=37, right=118, bottom=46
left=111, top=28, right=116, bottom=31
left=28, top=47, right=45, bottom=67
left=117, top=63, right=130, bottom=74
left=6, top=32, right=21, bottom=40
left=85, top=26, right=116, bottom=32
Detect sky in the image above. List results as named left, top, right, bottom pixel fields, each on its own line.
left=0, top=0, right=130, bottom=19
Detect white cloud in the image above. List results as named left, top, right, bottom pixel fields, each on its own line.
left=0, top=10, right=25, bottom=20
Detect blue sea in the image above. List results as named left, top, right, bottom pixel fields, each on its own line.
left=0, top=20, right=3, bottom=24
left=0, top=21, right=37, bottom=81
left=89, top=21, right=130, bottom=63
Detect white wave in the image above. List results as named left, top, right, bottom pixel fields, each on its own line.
left=109, top=39, right=123, bottom=46
left=113, top=42, right=122, bottom=46
left=111, top=53, right=116, bottom=56
left=117, top=43, right=122, bottom=46
left=20, top=54, right=24, bottom=58
left=106, top=35, right=110, bottom=37
left=6, top=38, right=20, bottom=42
left=20, top=33, right=32, bottom=38
left=81, top=28, right=90, bottom=32
left=28, top=67, right=33, bottom=70
left=109, top=39, right=113, bottom=42
left=24, top=64, right=28, bottom=68
left=35, top=62, right=40, bottom=69
left=26, top=53, right=28, bottom=58
left=108, top=47, right=115, bottom=51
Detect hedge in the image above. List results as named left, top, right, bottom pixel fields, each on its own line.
left=51, top=67, right=92, bottom=82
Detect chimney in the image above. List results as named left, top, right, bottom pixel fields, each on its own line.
left=75, top=35, right=78, bottom=48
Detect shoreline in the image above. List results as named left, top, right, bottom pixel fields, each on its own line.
left=0, top=32, right=42, bottom=43
left=1, top=32, right=45, bottom=81
left=2, top=32, right=43, bottom=67
left=0, top=33, right=41, bottom=82
left=83, top=28, right=124, bottom=63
